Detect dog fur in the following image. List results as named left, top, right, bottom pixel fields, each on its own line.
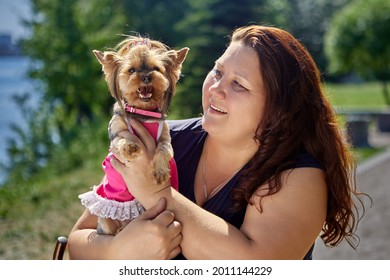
left=91, top=37, right=188, bottom=234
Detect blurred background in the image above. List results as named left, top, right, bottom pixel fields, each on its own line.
left=0, top=0, right=389, bottom=259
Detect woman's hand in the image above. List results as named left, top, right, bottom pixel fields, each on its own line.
left=110, top=119, right=171, bottom=205
left=107, top=198, right=182, bottom=260
left=69, top=198, right=182, bottom=259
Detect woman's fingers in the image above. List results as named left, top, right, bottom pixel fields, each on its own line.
left=152, top=209, right=183, bottom=259
left=112, top=198, right=181, bottom=259
left=168, top=220, right=182, bottom=238
left=168, top=243, right=182, bottom=259
left=162, top=217, right=183, bottom=259
left=109, top=154, right=127, bottom=175
left=154, top=209, right=175, bottom=227
left=138, top=198, right=166, bottom=220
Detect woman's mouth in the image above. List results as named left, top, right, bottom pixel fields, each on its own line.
left=210, top=104, right=227, bottom=114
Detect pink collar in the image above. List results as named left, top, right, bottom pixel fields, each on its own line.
left=125, top=105, right=163, bottom=119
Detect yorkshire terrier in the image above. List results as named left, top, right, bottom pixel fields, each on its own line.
left=79, top=36, right=189, bottom=235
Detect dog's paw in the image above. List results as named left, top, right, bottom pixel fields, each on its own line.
left=118, top=139, right=141, bottom=160
left=152, top=163, right=170, bottom=185
left=152, top=148, right=172, bottom=184
left=152, top=169, right=170, bottom=185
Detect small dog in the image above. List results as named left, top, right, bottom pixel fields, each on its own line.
left=79, top=36, right=189, bottom=235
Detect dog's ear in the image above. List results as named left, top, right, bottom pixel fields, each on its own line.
left=93, top=50, right=120, bottom=77
left=93, top=50, right=105, bottom=65
left=165, top=47, right=189, bottom=84
left=93, top=50, right=122, bottom=101
left=160, top=48, right=189, bottom=115
left=172, top=47, right=189, bottom=69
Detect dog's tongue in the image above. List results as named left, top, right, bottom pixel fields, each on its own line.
left=139, top=93, right=152, bottom=99
left=138, top=87, right=153, bottom=99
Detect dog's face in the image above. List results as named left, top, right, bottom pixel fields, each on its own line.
left=117, top=45, right=170, bottom=111
left=93, top=38, right=189, bottom=115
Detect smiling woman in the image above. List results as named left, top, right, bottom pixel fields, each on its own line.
left=68, top=25, right=367, bottom=260
left=201, top=41, right=265, bottom=145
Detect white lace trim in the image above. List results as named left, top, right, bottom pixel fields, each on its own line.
left=78, top=187, right=145, bottom=221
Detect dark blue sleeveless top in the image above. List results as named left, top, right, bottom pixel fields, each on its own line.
left=168, top=118, right=322, bottom=260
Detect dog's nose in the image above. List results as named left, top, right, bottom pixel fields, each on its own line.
left=142, top=75, right=152, bottom=84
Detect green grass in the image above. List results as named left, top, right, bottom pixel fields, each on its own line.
left=325, top=82, right=388, bottom=112
left=0, top=159, right=103, bottom=259
left=353, top=147, right=386, bottom=163
left=325, top=81, right=388, bottom=163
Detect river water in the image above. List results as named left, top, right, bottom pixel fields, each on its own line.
left=0, top=56, right=40, bottom=183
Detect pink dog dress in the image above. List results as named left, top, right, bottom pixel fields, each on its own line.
left=79, top=120, right=178, bottom=221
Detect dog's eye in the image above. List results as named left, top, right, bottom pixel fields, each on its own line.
left=129, top=68, right=136, bottom=73
left=153, top=66, right=161, bottom=72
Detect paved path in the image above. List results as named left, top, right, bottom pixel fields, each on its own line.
left=314, top=131, right=390, bottom=260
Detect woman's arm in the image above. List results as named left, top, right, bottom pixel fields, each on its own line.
left=113, top=165, right=327, bottom=259
left=67, top=198, right=183, bottom=259
left=110, top=121, right=328, bottom=259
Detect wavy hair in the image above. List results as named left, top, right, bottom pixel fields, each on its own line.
left=230, top=25, right=368, bottom=248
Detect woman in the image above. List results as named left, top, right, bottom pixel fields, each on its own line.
left=68, top=25, right=365, bottom=259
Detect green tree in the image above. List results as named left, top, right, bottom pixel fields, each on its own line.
left=172, top=0, right=274, bottom=118
left=286, top=0, right=350, bottom=73
left=23, top=0, right=127, bottom=136
left=2, top=94, right=56, bottom=181
left=2, top=0, right=128, bottom=183
left=122, top=0, right=189, bottom=47
left=5, top=0, right=193, bottom=184
left=324, top=0, right=390, bottom=104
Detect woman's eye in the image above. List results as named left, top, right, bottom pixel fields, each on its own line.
left=233, top=80, right=247, bottom=92
left=212, top=69, right=222, bottom=78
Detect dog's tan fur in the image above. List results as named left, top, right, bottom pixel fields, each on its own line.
left=93, top=36, right=188, bottom=235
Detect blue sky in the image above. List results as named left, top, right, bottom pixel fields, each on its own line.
left=0, top=0, right=31, bottom=41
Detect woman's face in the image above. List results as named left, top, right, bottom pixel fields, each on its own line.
left=202, top=42, right=266, bottom=145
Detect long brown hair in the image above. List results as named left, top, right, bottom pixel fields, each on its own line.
left=230, top=25, right=368, bottom=248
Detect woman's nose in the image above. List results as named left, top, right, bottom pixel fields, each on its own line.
left=209, top=79, right=226, bottom=99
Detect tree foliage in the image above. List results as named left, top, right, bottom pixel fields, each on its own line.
left=22, top=0, right=127, bottom=134
left=122, top=0, right=189, bottom=47
left=2, top=0, right=128, bottom=184
left=3, top=0, right=357, bottom=185
left=4, top=0, right=191, bottom=184
left=172, top=0, right=278, bottom=118
left=324, top=0, right=390, bottom=104
left=286, top=0, right=350, bottom=73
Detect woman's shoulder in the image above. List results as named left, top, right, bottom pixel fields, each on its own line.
left=167, top=118, right=206, bottom=162
left=285, top=149, right=324, bottom=170
left=168, top=118, right=206, bottom=177
left=167, top=117, right=203, bottom=134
